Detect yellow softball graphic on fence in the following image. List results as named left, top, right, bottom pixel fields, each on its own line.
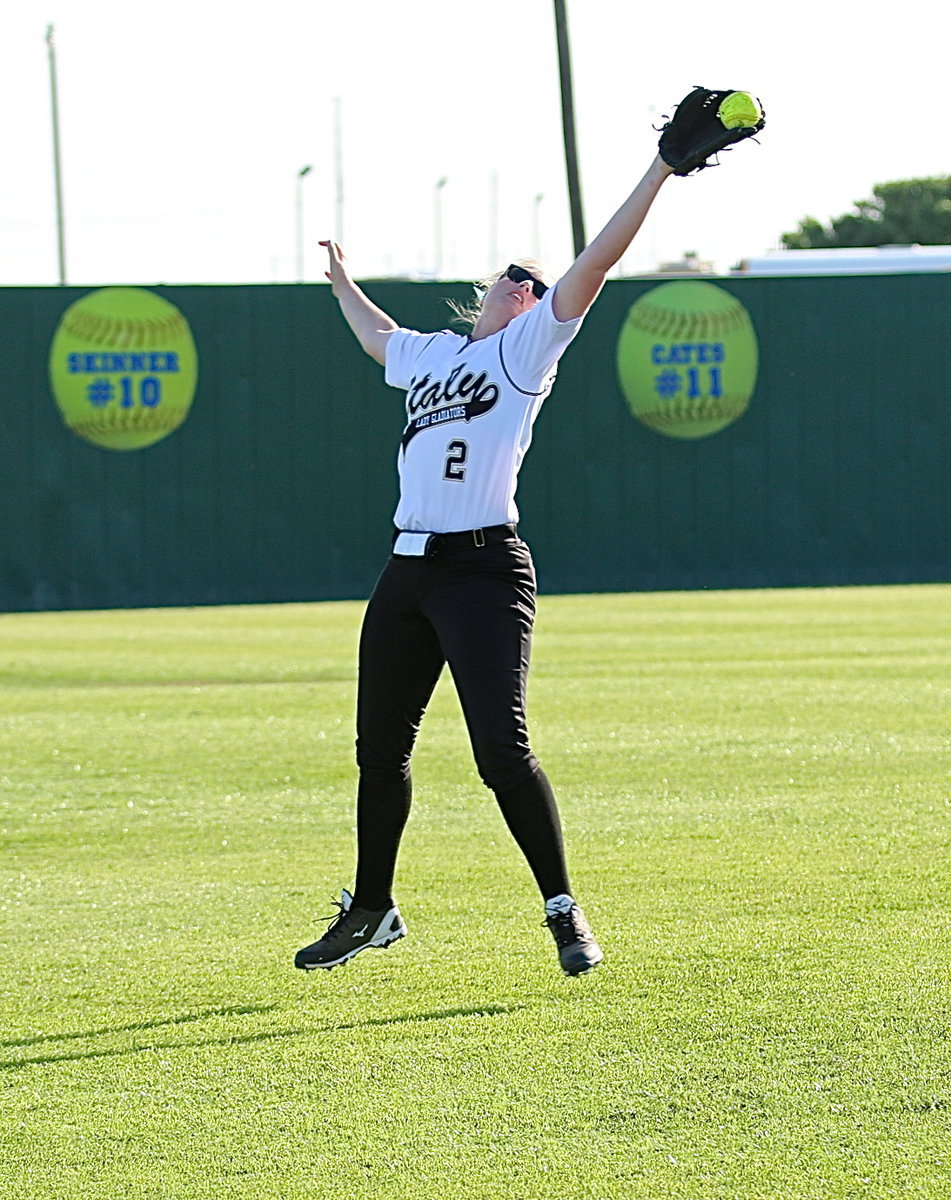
left=616, top=281, right=758, bottom=439
left=48, top=287, right=199, bottom=450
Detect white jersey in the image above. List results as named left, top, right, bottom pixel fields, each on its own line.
left=384, top=286, right=584, bottom=532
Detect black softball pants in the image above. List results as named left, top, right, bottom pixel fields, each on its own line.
left=352, top=535, right=571, bottom=910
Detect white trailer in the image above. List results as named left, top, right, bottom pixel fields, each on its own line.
left=733, top=245, right=951, bottom=275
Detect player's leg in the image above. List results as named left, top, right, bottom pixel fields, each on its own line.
left=426, top=541, right=602, bottom=974
left=353, top=559, right=445, bottom=910
left=431, top=543, right=569, bottom=892
left=295, top=558, right=444, bottom=970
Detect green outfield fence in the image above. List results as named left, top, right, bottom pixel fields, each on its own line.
left=2, top=274, right=949, bottom=611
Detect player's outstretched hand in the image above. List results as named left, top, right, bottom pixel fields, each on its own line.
left=319, top=240, right=350, bottom=292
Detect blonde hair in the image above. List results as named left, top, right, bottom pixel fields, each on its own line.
left=445, top=258, right=553, bottom=333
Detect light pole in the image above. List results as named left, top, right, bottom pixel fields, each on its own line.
left=434, top=176, right=448, bottom=277
left=533, top=193, right=545, bottom=262
left=488, top=170, right=499, bottom=272
left=295, top=165, right=313, bottom=282
left=45, top=25, right=67, bottom=285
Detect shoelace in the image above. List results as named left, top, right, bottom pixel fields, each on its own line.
left=544, top=907, right=588, bottom=946
left=316, top=896, right=352, bottom=943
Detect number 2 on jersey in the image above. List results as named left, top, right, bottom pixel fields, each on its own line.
left=444, top=439, right=468, bottom=482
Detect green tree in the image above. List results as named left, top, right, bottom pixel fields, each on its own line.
left=782, top=177, right=951, bottom=248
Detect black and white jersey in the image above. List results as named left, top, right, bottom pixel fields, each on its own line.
left=384, top=287, right=584, bottom=532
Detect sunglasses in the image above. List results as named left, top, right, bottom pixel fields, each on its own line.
left=504, top=264, right=548, bottom=299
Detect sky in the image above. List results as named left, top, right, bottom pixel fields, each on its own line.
left=3, top=0, right=950, bottom=288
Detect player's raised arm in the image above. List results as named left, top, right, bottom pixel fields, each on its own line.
left=551, top=155, right=674, bottom=324
left=321, top=240, right=398, bottom=365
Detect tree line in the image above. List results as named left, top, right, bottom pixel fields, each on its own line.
left=783, top=177, right=951, bottom=249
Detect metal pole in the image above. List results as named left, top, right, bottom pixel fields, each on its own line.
left=296, top=165, right=312, bottom=282
left=45, top=25, right=67, bottom=285
left=552, top=0, right=586, bottom=257
left=434, top=177, right=448, bottom=277
left=333, top=97, right=344, bottom=245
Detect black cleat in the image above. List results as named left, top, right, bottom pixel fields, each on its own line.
left=294, top=889, right=407, bottom=970
left=545, top=901, right=603, bottom=976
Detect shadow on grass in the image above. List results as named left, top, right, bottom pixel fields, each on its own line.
left=0, top=1003, right=279, bottom=1049
left=1, top=1002, right=526, bottom=1072
left=326, top=1002, right=525, bottom=1034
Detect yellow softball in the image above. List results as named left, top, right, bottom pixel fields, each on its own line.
left=718, top=91, right=762, bottom=130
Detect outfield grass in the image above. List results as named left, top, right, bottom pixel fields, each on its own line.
left=1, top=585, right=949, bottom=1199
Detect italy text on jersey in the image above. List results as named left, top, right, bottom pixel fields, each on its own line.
left=401, top=363, right=500, bottom=449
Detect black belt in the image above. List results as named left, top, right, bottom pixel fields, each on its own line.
left=393, top=523, right=518, bottom=554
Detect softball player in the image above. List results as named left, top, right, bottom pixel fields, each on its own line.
left=295, top=153, right=675, bottom=976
